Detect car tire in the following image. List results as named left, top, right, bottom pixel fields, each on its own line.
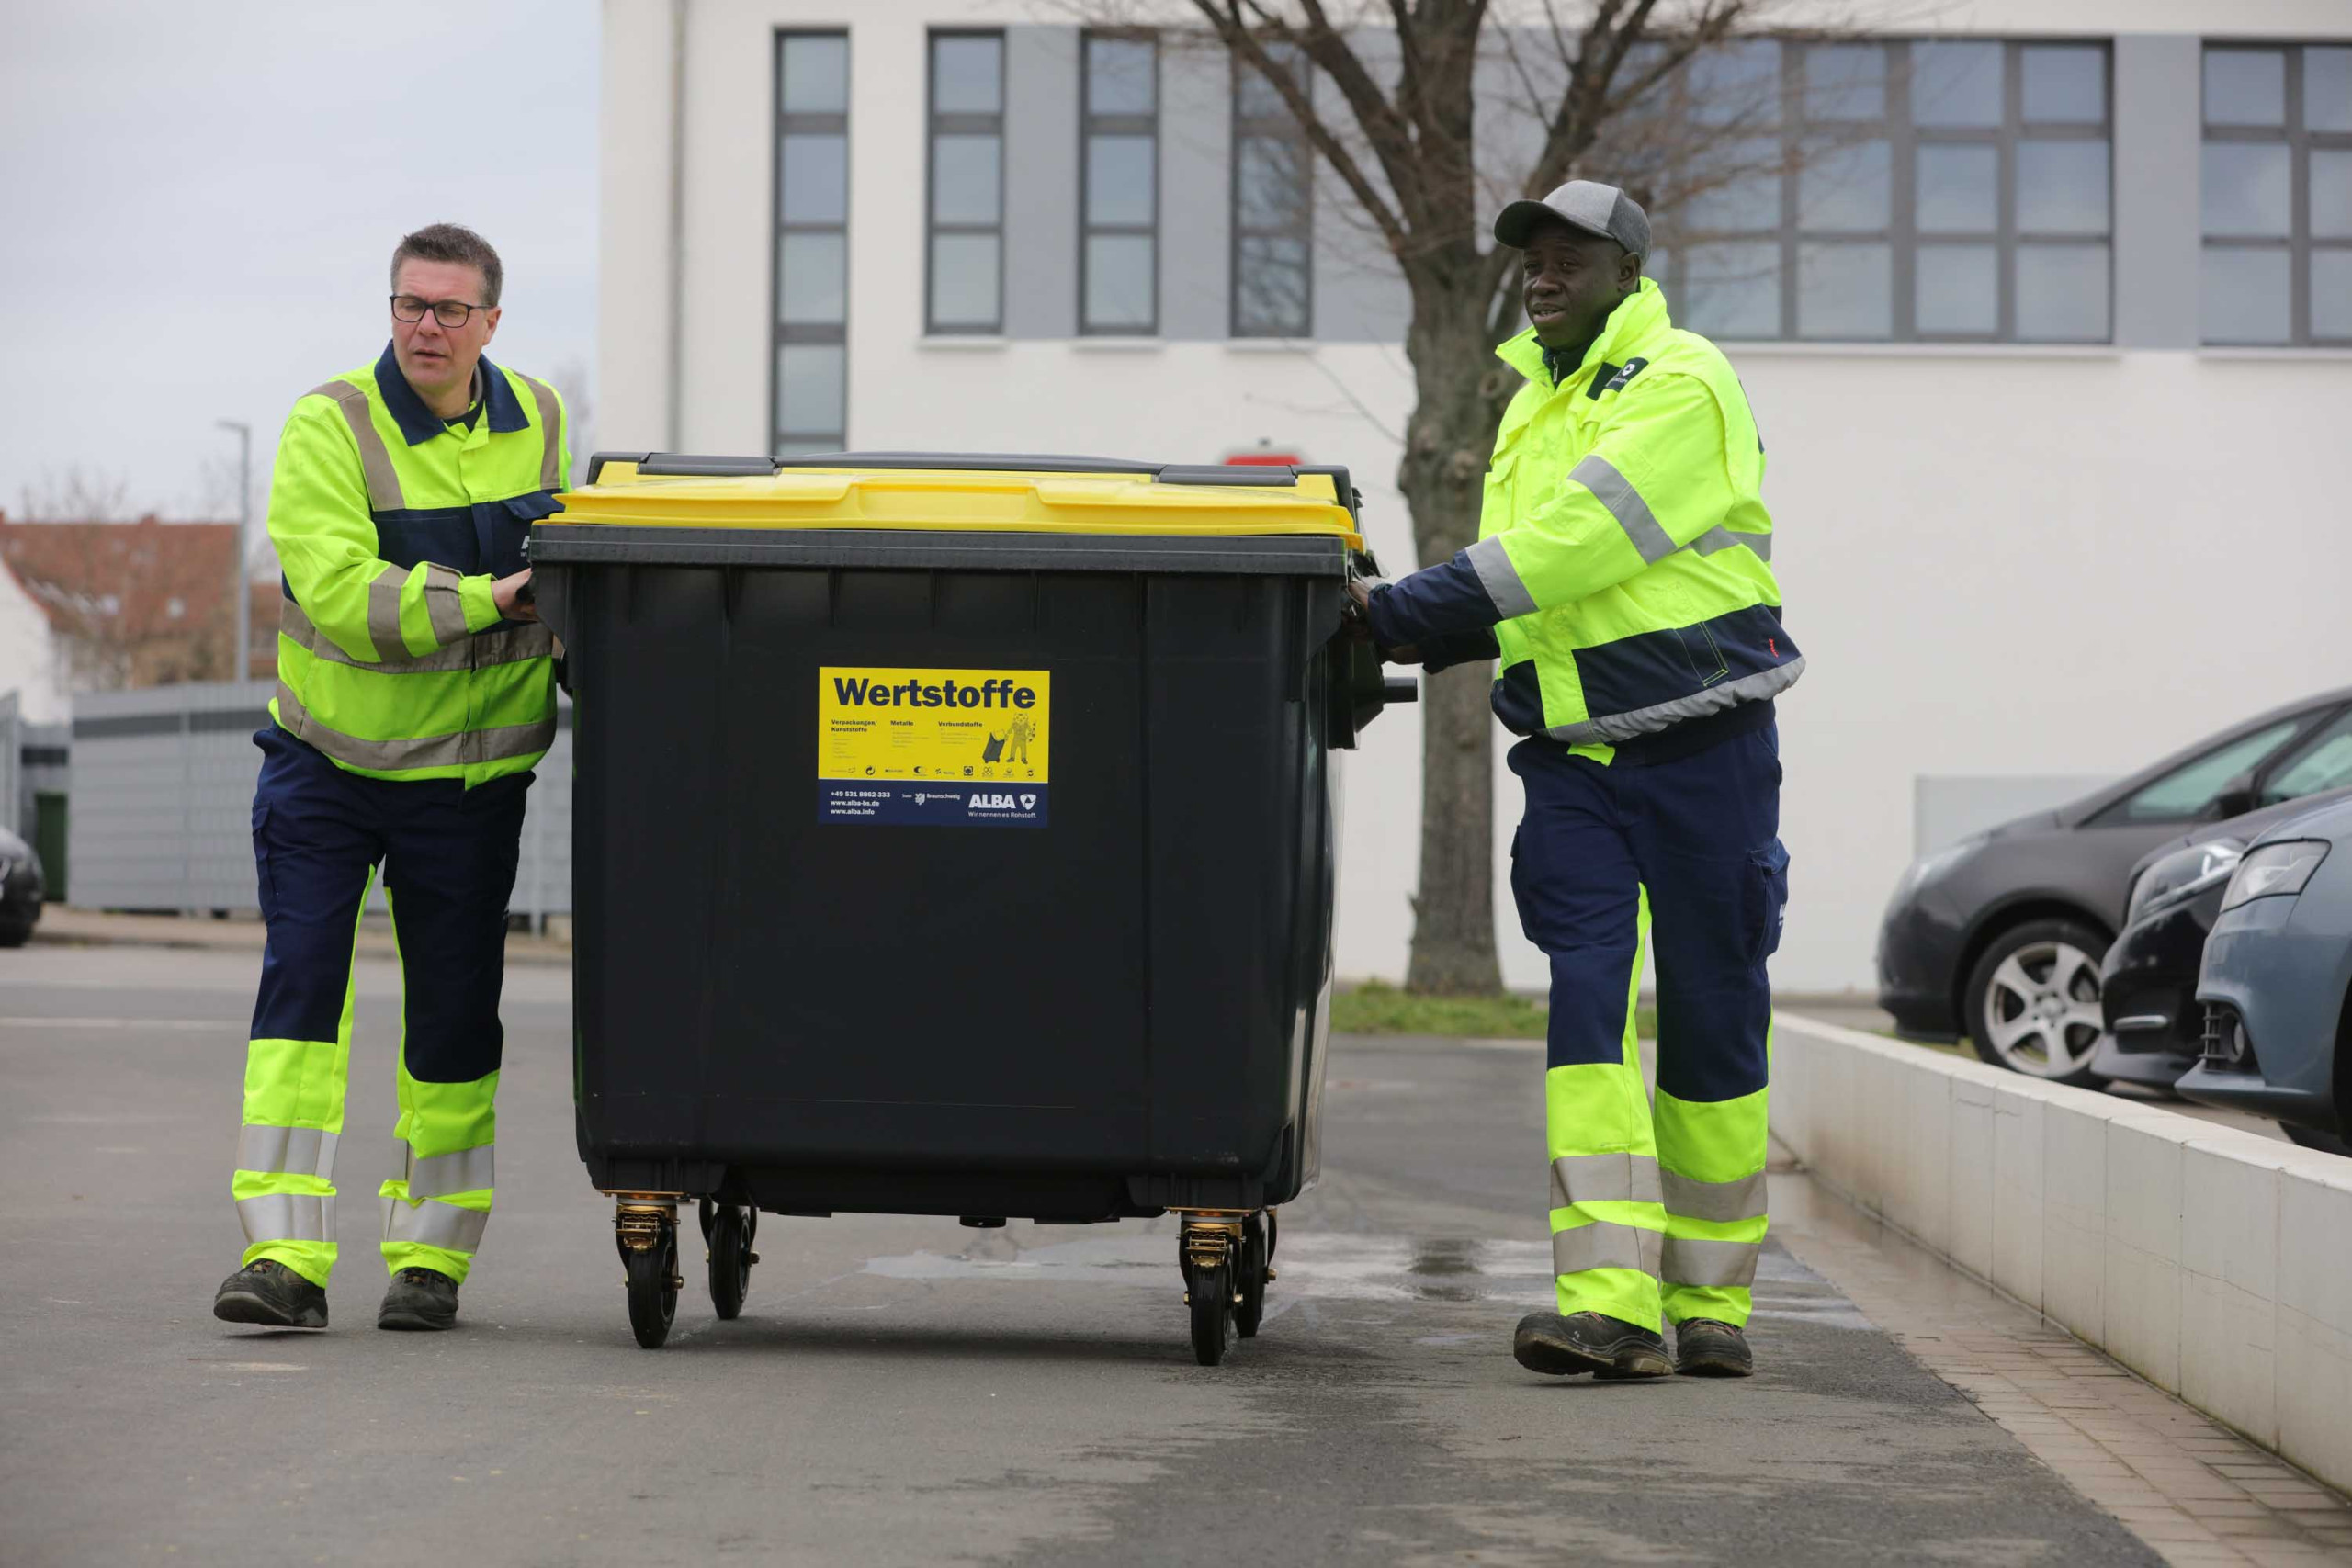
left=0, top=922, right=28, bottom=950
left=2284, top=1124, right=2352, bottom=1157
left=1963, top=918, right=2110, bottom=1088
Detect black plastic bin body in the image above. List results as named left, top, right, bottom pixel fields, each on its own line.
left=532, top=456, right=1396, bottom=1224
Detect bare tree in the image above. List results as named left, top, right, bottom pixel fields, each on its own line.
left=1055, top=0, right=1860, bottom=992
left=15, top=468, right=137, bottom=525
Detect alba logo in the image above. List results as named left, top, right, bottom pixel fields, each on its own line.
left=967, top=792, right=1039, bottom=812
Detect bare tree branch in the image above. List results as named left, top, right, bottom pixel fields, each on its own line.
left=1476, top=0, right=1747, bottom=337
left=1191, top=0, right=1410, bottom=254
left=1288, top=0, right=1433, bottom=231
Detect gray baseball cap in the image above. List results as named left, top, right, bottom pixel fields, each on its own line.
left=1494, top=179, right=1651, bottom=260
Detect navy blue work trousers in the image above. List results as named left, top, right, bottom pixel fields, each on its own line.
left=1510, top=723, right=1789, bottom=1327
left=248, top=725, right=532, bottom=1085
left=1510, top=724, right=1787, bottom=1094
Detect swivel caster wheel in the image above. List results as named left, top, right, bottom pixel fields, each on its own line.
left=618, top=1206, right=681, bottom=1349
left=1189, top=1262, right=1235, bottom=1367
left=703, top=1200, right=758, bottom=1321
left=1236, top=1213, right=1269, bottom=1339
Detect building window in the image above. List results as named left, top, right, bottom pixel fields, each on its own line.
left=2200, top=43, right=2352, bottom=346
left=927, top=30, right=1005, bottom=336
left=1081, top=31, right=1159, bottom=335
left=1658, top=39, right=2112, bottom=344
left=774, top=31, right=849, bottom=455
left=1231, top=44, right=1313, bottom=337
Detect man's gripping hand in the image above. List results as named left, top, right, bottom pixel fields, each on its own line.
left=1346, top=577, right=1421, bottom=665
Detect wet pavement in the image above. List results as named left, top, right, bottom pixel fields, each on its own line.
left=2, top=946, right=2162, bottom=1566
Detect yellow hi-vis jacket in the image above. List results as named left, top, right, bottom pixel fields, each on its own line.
left=266, top=344, right=568, bottom=786
left=1366, top=279, right=1803, bottom=761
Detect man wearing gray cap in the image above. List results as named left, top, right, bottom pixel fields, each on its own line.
left=1352, top=181, right=1802, bottom=1381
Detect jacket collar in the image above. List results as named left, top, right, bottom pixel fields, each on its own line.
left=1495, top=277, right=1671, bottom=392
left=374, top=343, right=531, bottom=446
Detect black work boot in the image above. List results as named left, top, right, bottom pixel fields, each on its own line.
left=1512, top=1311, right=1672, bottom=1379
left=1674, top=1317, right=1756, bottom=1377
left=213, top=1258, right=328, bottom=1329
left=378, top=1267, right=460, bottom=1331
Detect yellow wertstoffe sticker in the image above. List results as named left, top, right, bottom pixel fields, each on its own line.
left=817, top=667, right=1050, bottom=828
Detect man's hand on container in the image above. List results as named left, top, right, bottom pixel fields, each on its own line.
left=492, top=569, right=538, bottom=623
left=1346, top=576, right=1420, bottom=665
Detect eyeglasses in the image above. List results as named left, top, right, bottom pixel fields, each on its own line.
left=390, top=294, right=491, bottom=328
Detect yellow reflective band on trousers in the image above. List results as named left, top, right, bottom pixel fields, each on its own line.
left=233, top=870, right=372, bottom=1287
left=1546, top=887, right=1668, bottom=1329
left=232, top=879, right=502, bottom=1287
left=1544, top=891, right=1771, bottom=1331
left=372, top=890, right=498, bottom=1285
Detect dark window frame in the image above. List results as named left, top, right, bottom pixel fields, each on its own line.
left=2086, top=706, right=2337, bottom=828
left=2258, top=704, right=2352, bottom=807
left=2200, top=41, right=2352, bottom=347
left=772, top=28, right=851, bottom=456
left=925, top=28, right=1007, bottom=337
left=1655, top=37, right=2114, bottom=344
left=1080, top=28, right=1161, bottom=336
left=1229, top=44, right=1314, bottom=338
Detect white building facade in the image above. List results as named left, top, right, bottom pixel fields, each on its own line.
left=598, top=0, right=2351, bottom=994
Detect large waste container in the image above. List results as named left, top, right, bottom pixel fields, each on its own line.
left=528, top=453, right=1414, bottom=1361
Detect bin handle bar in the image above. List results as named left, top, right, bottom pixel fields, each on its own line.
left=600, top=451, right=1172, bottom=479
left=584, top=452, right=1360, bottom=514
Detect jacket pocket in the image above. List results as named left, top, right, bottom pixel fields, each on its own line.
left=1483, top=425, right=1526, bottom=517
left=480, top=491, right=563, bottom=581
left=1747, top=839, right=1790, bottom=966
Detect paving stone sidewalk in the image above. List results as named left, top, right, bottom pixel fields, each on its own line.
left=1778, top=1174, right=2352, bottom=1566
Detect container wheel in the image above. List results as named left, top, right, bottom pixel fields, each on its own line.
left=1235, top=1215, right=1268, bottom=1339
left=708, top=1204, right=756, bottom=1321
left=1190, top=1262, right=1234, bottom=1366
left=626, top=1225, right=679, bottom=1349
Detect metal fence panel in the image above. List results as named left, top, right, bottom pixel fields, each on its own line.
left=66, top=682, right=573, bottom=917
left=0, top=692, right=19, bottom=839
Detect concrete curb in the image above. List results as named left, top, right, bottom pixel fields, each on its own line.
left=27, top=909, right=574, bottom=968
left=1773, top=1010, right=2352, bottom=1495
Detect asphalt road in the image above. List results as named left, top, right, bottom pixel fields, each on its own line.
left=1, top=944, right=2157, bottom=1567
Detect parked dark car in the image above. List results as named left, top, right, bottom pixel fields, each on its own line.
left=1878, top=687, right=2352, bottom=1085
left=2184, top=795, right=2352, bottom=1156
left=0, top=826, right=45, bottom=947
left=2094, top=786, right=2352, bottom=1091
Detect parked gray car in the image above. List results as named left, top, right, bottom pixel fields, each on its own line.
left=2181, top=795, right=2352, bottom=1154
left=0, top=826, right=42, bottom=948
left=1877, top=686, right=2352, bottom=1085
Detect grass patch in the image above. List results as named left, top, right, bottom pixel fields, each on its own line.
left=1333, top=980, right=1657, bottom=1041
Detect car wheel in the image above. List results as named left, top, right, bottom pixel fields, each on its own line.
left=0, top=922, right=28, bottom=950
left=1964, top=919, right=2109, bottom=1087
left=2284, top=1124, right=2352, bottom=1157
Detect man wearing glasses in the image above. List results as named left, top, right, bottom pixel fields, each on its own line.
left=212, top=223, right=567, bottom=1334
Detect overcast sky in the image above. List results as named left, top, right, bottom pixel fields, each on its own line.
left=0, top=0, right=599, bottom=525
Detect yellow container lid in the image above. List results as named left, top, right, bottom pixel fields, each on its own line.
left=550, top=455, right=1363, bottom=547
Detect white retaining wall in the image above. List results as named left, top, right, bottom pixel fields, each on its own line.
left=1773, top=1013, right=2352, bottom=1495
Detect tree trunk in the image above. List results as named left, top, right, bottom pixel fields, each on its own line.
left=1394, top=285, right=1510, bottom=996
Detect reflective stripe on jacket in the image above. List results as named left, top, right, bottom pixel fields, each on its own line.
left=267, top=344, right=567, bottom=786
left=1368, top=280, right=1804, bottom=760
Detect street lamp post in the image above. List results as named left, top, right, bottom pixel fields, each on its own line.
left=217, top=421, right=251, bottom=684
